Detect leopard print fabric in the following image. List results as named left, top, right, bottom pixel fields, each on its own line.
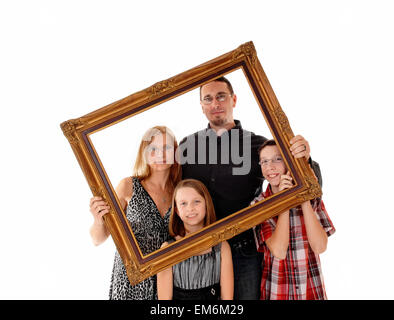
left=109, top=177, right=171, bottom=300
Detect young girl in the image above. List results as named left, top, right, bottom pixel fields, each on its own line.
left=251, top=139, right=335, bottom=300
left=157, top=179, right=234, bottom=300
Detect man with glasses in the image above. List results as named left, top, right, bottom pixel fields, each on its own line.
left=179, top=77, right=321, bottom=300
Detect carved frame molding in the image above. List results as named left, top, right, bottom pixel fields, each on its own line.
left=61, top=41, right=321, bottom=285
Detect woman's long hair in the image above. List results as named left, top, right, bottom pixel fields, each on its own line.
left=132, top=126, right=181, bottom=191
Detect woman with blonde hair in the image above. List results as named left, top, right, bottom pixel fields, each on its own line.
left=89, top=126, right=181, bottom=300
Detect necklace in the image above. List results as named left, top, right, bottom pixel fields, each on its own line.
left=143, top=180, right=170, bottom=204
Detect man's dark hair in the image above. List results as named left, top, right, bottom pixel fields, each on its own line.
left=199, top=76, right=234, bottom=100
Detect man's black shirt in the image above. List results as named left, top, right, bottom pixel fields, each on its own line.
left=180, top=120, right=266, bottom=245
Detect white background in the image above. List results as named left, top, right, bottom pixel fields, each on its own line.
left=1, top=0, right=393, bottom=299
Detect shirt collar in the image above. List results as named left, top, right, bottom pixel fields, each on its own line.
left=206, top=119, right=243, bottom=131
left=263, top=184, right=273, bottom=198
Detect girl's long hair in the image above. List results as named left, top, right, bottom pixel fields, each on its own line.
left=169, top=179, right=216, bottom=237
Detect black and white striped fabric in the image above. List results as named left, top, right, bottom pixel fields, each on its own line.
left=173, top=242, right=221, bottom=291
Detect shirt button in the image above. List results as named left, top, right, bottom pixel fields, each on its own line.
left=211, top=178, right=215, bottom=182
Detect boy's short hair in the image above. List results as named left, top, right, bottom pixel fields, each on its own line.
left=257, top=139, right=277, bottom=155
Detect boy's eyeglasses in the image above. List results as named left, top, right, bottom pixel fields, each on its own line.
left=259, top=156, right=284, bottom=166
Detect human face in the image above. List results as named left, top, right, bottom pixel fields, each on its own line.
left=145, top=133, right=175, bottom=171
left=175, top=187, right=206, bottom=233
left=200, top=81, right=237, bottom=128
left=259, top=145, right=286, bottom=189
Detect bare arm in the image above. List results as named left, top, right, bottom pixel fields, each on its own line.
left=265, top=171, right=292, bottom=260
left=157, top=242, right=173, bottom=300
left=265, top=211, right=290, bottom=260
left=220, top=241, right=234, bottom=300
left=89, top=177, right=132, bottom=246
left=301, top=201, right=328, bottom=254
left=89, top=196, right=111, bottom=246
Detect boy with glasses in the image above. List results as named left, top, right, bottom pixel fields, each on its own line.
left=251, top=139, right=334, bottom=299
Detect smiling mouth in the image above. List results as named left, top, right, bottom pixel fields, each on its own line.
left=267, top=173, right=279, bottom=178
left=186, top=213, right=198, bottom=218
left=152, top=160, right=169, bottom=164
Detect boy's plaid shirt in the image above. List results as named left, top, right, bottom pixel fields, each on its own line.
left=251, top=187, right=335, bottom=300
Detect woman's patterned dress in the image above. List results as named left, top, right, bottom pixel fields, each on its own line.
left=109, top=177, right=170, bottom=300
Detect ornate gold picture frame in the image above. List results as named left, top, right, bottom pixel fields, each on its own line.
left=60, top=41, right=321, bottom=285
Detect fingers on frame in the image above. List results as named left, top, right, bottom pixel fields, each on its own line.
left=292, top=145, right=308, bottom=155
left=98, top=209, right=110, bottom=218
left=92, top=200, right=108, bottom=210
left=290, top=135, right=304, bottom=144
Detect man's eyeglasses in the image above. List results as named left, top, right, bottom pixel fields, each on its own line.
left=201, top=92, right=231, bottom=105
left=259, top=156, right=284, bottom=166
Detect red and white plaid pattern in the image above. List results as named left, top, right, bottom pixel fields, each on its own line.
left=251, top=186, right=335, bottom=300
